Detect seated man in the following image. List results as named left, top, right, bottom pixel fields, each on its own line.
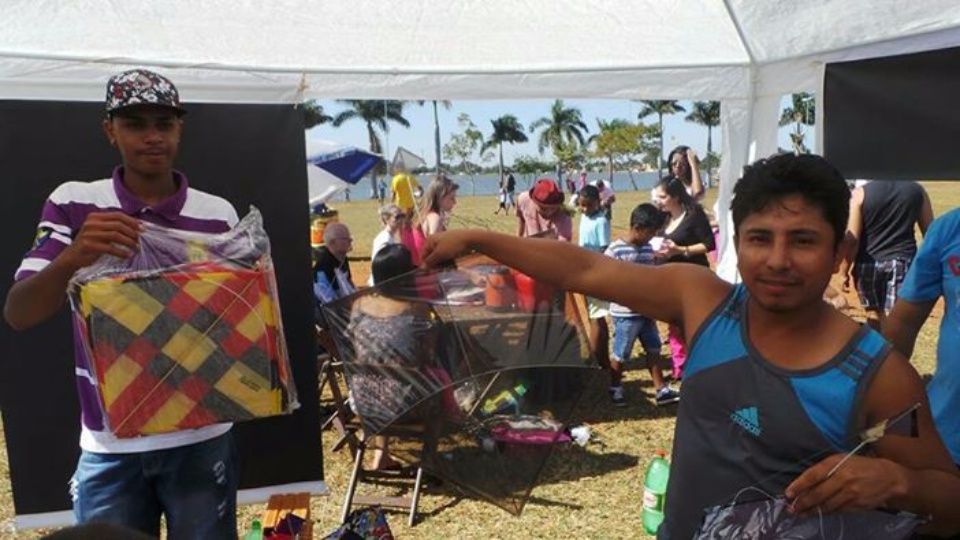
left=313, top=222, right=356, bottom=305
left=423, top=153, right=960, bottom=538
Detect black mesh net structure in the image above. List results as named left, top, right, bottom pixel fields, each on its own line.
left=321, top=254, right=599, bottom=515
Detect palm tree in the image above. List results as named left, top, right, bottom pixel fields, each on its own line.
left=332, top=100, right=410, bottom=195
left=636, top=100, right=686, bottom=174
left=481, top=115, right=528, bottom=184
left=302, top=100, right=333, bottom=130
left=416, top=100, right=453, bottom=174
left=529, top=100, right=589, bottom=171
left=779, top=92, right=816, bottom=153
left=590, top=118, right=631, bottom=182
left=685, top=101, right=721, bottom=185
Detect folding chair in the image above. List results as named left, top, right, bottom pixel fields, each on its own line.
left=317, top=325, right=361, bottom=457
left=340, top=423, right=428, bottom=527
left=338, top=365, right=440, bottom=527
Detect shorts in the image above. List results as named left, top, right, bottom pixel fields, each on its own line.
left=854, top=258, right=910, bottom=314
left=586, top=296, right=610, bottom=319
left=612, top=315, right=662, bottom=361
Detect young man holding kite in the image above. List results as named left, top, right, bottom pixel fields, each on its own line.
left=4, top=69, right=240, bottom=538
left=422, top=153, right=960, bottom=537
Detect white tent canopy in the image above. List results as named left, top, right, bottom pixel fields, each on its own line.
left=5, top=0, right=960, bottom=280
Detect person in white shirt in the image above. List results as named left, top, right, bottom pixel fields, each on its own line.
left=369, top=204, right=404, bottom=285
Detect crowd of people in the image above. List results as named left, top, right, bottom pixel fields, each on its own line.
left=314, top=152, right=960, bottom=536
left=4, top=66, right=959, bottom=537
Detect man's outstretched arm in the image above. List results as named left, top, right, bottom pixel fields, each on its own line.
left=422, top=229, right=729, bottom=329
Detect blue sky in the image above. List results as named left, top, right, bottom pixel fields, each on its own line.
left=306, top=97, right=811, bottom=167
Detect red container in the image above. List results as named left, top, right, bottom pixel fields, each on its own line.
left=485, top=266, right=517, bottom=310
left=510, top=269, right=557, bottom=312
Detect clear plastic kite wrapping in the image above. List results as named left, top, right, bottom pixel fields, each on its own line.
left=68, top=207, right=297, bottom=438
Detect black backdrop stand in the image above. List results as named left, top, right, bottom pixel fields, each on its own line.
left=0, top=100, right=322, bottom=525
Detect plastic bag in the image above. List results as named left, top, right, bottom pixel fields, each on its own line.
left=696, top=495, right=923, bottom=539
left=323, top=505, right=394, bottom=540
left=68, top=207, right=297, bottom=437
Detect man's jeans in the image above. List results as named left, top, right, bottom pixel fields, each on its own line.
left=71, top=432, right=239, bottom=539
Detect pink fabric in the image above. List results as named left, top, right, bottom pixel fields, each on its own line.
left=709, top=226, right=719, bottom=264
left=399, top=224, right=425, bottom=265
left=668, top=324, right=687, bottom=380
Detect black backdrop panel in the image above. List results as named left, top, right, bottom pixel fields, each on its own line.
left=824, top=45, right=960, bottom=180
left=0, top=101, right=321, bottom=517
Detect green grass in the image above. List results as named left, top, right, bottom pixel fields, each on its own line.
left=1, top=182, right=954, bottom=539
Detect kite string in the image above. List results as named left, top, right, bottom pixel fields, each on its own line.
left=726, top=485, right=831, bottom=540
left=112, top=276, right=265, bottom=433
left=712, top=404, right=923, bottom=538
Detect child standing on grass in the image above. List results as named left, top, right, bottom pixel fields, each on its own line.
left=577, top=185, right=615, bottom=404
left=604, top=204, right=679, bottom=406
left=494, top=179, right=508, bottom=215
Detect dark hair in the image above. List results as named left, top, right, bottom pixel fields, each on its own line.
left=372, top=244, right=417, bottom=288
left=578, top=184, right=600, bottom=201
left=630, top=203, right=667, bottom=230
left=667, top=145, right=692, bottom=181
left=655, top=175, right=698, bottom=213
left=731, top=153, right=850, bottom=247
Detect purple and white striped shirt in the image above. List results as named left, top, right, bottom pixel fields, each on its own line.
left=14, top=167, right=239, bottom=453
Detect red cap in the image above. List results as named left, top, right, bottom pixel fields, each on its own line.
left=529, top=179, right=564, bottom=206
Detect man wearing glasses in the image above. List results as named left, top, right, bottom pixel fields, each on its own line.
left=313, top=222, right=356, bottom=304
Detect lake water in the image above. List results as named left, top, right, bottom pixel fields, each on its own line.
left=330, top=171, right=665, bottom=201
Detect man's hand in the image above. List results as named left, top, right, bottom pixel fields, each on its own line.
left=785, top=454, right=905, bottom=515
left=421, top=230, right=472, bottom=268
left=4, top=211, right=141, bottom=331
left=61, top=212, right=142, bottom=270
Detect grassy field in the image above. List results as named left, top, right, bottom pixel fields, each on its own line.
left=1, top=181, right=955, bottom=539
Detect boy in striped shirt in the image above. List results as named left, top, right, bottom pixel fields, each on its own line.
left=603, top=204, right=679, bottom=406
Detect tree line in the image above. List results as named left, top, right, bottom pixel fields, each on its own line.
left=303, top=94, right=815, bottom=193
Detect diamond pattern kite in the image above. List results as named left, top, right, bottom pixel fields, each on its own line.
left=69, top=208, right=296, bottom=437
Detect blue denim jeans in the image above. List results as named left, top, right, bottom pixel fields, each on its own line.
left=71, top=432, right=239, bottom=539
left=612, top=315, right=662, bottom=361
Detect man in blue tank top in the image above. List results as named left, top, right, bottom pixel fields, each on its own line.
left=422, top=153, right=960, bottom=537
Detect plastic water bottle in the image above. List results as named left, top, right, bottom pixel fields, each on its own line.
left=642, top=449, right=670, bottom=534
left=244, top=517, right=263, bottom=540
left=480, top=383, right=527, bottom=415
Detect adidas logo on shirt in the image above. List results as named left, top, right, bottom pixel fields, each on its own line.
left=731, top=406, right=762, bottom=436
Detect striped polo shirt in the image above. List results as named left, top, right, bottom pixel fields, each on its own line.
left=14, top=167, right=239, bottom=453
left=603, top=238, right=657, bottom=317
